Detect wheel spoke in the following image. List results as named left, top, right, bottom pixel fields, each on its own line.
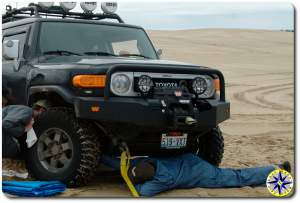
left=50, top=157, right=57, bottom=167
left=53, top=133, right=61, bottom=142
left=61, top=142, right=71, bottom=151
left=59, top=154, right=70, bottom=165
left=44, top=137, right=52, bottom=146
left=40, top=150, right=53, bottom=160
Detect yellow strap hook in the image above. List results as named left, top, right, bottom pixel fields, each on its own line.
left=120, top=149, right=140, bottom=197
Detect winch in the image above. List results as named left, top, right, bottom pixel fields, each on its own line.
left=153, top=86, right=199, bottom=128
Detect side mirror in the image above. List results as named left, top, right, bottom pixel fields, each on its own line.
left=3, top=40, right=19, bottom=60
left=156, top=48, right=162, bottom=58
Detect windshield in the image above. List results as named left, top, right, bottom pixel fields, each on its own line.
left=38, top=22, right=158, bottom=59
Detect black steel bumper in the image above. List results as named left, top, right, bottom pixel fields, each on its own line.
left=74, top=64, right=230, bottom=130
left=74, top=97, right=230, bottom=129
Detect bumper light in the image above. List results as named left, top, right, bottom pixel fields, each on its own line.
left=192, top=76, right=215, bottom=98
left=192, top=77, right=207, bottom=94
left=137, top=75, right=154, bottom=94
left=213, top=78, right=220, bottom=91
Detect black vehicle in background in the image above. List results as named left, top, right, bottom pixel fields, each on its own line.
left=2, top=3, right=230, bottom=187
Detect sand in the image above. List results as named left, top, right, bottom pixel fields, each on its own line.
left=3, top=29, right=294, bottom=197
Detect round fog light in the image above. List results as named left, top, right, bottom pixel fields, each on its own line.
left=192, top=77, right=207, bottom=95
left=138, top=75, right=153, bottom=94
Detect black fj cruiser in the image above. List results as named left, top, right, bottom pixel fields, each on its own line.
left=2, top=4, right=230, bottom=186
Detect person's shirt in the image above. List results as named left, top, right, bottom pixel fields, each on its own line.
left=2, top=105, right=33, bottom=158
left=101, top=153, right=211, bottom=197
left=2, top=105, right=33, bottom=138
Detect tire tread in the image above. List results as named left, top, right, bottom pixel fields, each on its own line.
left=26, top=107, right=101, bottom=187
left=197, top=127, right=224, bottom=166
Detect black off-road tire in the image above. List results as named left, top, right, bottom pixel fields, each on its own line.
left=25, top=107, right=101, bottom=187
left=196, top=127, right=224, bottom=166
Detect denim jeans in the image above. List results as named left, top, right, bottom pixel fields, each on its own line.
left=101, top=153, right=275, bottom=197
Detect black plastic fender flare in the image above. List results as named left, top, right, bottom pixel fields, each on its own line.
left=27, top=85, right=74, bottom=105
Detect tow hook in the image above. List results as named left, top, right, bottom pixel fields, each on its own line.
left=185, top=116, right=197, bottom=125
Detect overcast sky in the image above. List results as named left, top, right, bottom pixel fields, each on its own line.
left=3, top=1, right=294, bottom=30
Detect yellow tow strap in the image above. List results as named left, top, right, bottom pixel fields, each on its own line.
left=120, top=149, right=140, bottom=197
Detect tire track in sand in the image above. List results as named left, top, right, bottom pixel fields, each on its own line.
left=233, top=83, right=293, bottom=111
left=255, top=86, right=293, bottom=111
left=223, top=130, right=292, bottom=137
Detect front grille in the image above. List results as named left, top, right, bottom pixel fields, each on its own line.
left=134, top=77, right=192, bottom=93
left=109, top=71, right=216, bottom=99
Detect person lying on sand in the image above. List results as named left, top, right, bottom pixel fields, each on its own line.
left=101, top=153, right=291, bottom=197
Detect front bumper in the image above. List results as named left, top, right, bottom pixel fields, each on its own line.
left=74, top=64, right=230, bottom=130
left=74, top=97, right=230, bottom=129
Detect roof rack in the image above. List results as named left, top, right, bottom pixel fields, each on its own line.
left=2, top=3, right=124, bottom=24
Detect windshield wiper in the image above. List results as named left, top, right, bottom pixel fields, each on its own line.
left=119, top=53, right=151, bottom=59
left=84, top=51, right=117, bottom=56
left=83, top=51, right=151, bottom=59
left=42, top=50, right=82, bottom=56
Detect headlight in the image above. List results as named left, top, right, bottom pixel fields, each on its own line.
left=192, top=76, right=215, bottom=98
left=137, top=75, right=154, bottom=94
left=111, top=73, right=131, bottom=95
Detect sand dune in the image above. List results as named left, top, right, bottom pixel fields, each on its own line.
left=4, top=29, right=294, bottom=197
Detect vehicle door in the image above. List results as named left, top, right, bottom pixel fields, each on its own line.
left=2, top=24, right=32, bottom=105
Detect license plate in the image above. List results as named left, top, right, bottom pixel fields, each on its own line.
left=161, top=133, right=187, bottom=149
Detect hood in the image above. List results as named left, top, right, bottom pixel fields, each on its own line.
left=77, top=58, right=199, bottom=66
left=34, top=56, right=201, bottom=70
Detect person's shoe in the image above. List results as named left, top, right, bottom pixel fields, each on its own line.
left=2, top=159, right=29, bottom=180
left=278, top=161, right=291, bottom=172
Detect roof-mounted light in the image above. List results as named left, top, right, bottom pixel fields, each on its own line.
left=101, top=2, right=117, bottom=14
left=59, top=2, right=77, bottom=11
left=38, top=2, right=54, bottom=9
left=80, top=2, right=97, bottom=13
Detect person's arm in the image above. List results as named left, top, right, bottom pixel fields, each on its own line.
left=2, top=120, right=26, bottom=138
left=135, top=178, right=171, bottom=197
left=2, top=105, right=33, bottom=138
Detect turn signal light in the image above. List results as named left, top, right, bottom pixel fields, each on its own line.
left=213, top=78, right=220, bottom=91
left=91, top=106, right=101, bottom=112
left=72, top=75, right=106, bottom=88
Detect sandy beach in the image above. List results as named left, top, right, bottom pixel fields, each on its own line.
left=3, top=29, right=294, bottom=197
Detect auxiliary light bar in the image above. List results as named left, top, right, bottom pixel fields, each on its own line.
left=38, top=2, right=118, bottom=14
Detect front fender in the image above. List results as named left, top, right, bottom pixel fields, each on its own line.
left=28, top=85, right=74, bottom=104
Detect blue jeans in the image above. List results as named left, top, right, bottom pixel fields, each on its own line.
left=101, top=154, right=275, bottom=196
